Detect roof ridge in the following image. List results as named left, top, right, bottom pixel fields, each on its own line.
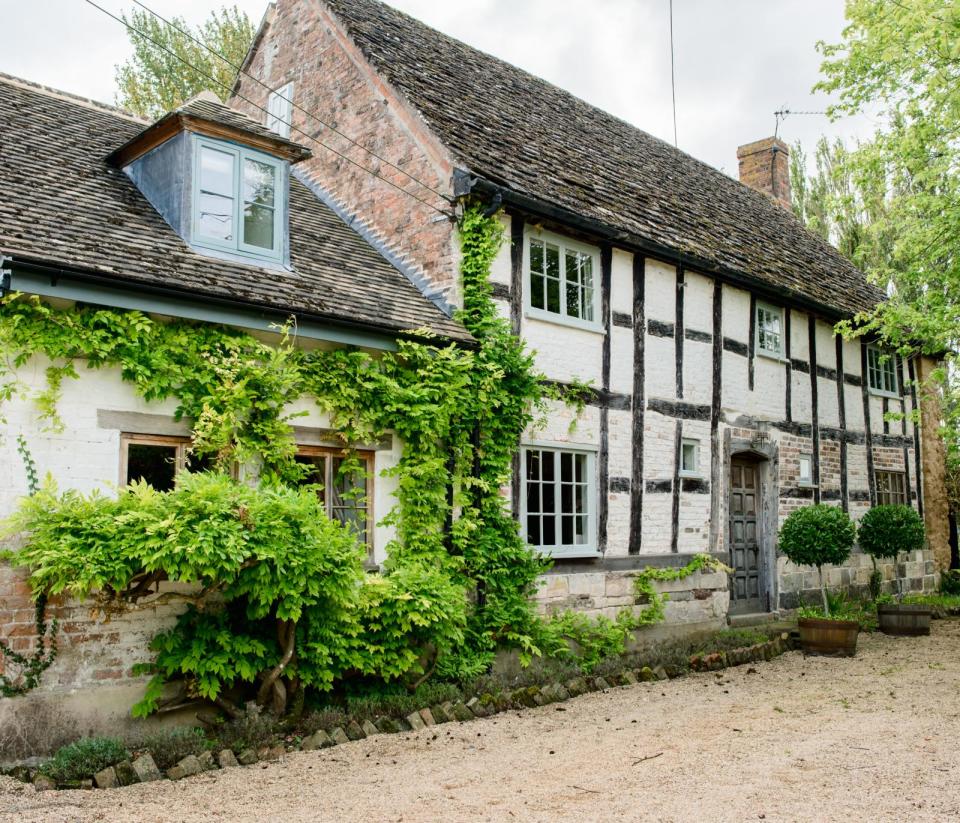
left=0, top=71, right=147, bottom=124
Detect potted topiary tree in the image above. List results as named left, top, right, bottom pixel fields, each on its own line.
left=858, top=504, right=929, bottom=635
left=779, top=504, right=859, bottom=656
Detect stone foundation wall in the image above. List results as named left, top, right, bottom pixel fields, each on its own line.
left=534, top=567, right=730, bottom=630
left=777, top=549, right=938, bottom=609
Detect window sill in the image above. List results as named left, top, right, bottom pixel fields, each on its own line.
left=756, top=349, right=787, bottom=363
left=525, top=307, right=605, bottom=335
left=868, top=388, right=901, bottom=400
left=537, top=548, right=601, bottom=560
left=679, top=472, right=703, bottom=480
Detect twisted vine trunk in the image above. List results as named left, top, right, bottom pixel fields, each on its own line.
left=257, top=618, right=296, bottom=715
left=818, top=565, right=830, bottom=616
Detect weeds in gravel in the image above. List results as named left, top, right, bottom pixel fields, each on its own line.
left=39, top=738, right=128, bottom=783
left=128, top=727, right=210, bottom=771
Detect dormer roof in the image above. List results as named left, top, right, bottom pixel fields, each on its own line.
left=106, top=90, right=312, bottom=168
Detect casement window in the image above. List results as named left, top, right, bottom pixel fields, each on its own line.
left=876, top=470, right=908, bottom=506
left=192, top=136, right=284, bottom=262
left=295, top=447, right=374, bottom=552
left=867, top=345, right=899, bottom=397
left=526, top=233, right=599, bottom=329
left=680, top=438, right=700, bottom=477
left=755, top=301, right=785, bottom=359
left=266, top=82, right=294, bottom=139
left=120, top=433, right=208, bottom=491
left=521, top=445, right=597, bottom=557
left=798, top=453, right=814, bottom=486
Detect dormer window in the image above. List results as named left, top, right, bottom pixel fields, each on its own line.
left=193, top=137, right=284, bottom=261
left=108, top=91, right=310, bottom=270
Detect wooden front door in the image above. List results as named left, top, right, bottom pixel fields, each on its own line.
left=729, top=459, right=764, bottom=613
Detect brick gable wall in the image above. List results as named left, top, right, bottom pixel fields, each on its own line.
left=232, top=0, right=462, bottom=309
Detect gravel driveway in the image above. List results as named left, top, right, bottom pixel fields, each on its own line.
left=5, top=621, right=960, bottom=823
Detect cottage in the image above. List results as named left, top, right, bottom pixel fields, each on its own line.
left=0, top=73, right=470, bottom=751
left=232, top=0, right=947, bottom=621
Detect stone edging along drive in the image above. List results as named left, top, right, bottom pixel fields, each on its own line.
left=30, top=633, right=795, bottom=791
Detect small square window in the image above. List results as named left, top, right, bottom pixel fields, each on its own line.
left=867, top=345, right=899, bottom=397
left=756, top=301, right=784, bottom=359
left=876, top=470, right=907, bottom=505
left=680, top=439, right=699, bottom=477
left=798, top=453, right=813, bottom=486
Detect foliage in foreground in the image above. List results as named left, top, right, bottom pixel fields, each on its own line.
left=3, top=473, right=465, bottom=716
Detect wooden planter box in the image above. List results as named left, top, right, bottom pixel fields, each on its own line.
left=797, top=617, right=859, bottom=657
left=877, top=604, right=931, bottom=636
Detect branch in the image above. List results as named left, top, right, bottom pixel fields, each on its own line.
left=256, top=618, right=296, bottom=711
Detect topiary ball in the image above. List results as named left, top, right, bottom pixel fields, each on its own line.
left=778, top=504, right=856, bottom=569
left=858, top=504, right=925, bottom=561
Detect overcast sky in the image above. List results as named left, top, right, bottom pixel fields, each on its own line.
left=1, top=0, right=876, bottom=176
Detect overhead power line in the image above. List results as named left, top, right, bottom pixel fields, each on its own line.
left=127, top=0, right=452, bottom=208
left=81, top=0, right=454, bottom=217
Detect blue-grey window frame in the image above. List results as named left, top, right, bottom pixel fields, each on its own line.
left=191, top=135, right=285, bottom=264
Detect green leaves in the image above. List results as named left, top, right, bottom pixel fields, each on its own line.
left=114, top=7, right=255, bottom=120
left=858, top=504, right=925, bottom=561
left=778, top=504, right=856, bottom=570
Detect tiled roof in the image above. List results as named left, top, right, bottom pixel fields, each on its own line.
left=321, top=0, right=884, bottom=317
left=0, top=74, right=470, bottom=342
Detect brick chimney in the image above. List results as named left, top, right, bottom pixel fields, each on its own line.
left=737, top=137, right=791, bottom=210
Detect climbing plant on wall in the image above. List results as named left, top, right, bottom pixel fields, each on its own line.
left=0, top=203, right=564, bottom=704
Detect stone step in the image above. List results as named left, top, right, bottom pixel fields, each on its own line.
left=727, top=611, right=780, bottom=628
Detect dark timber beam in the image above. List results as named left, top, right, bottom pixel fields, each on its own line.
left=808, top=317, right=821, bottom=504
left=709, top=279, right=723, bottom=553
left=629, top=255, right=646, bottom=554
left=598, top=244, right=612, bottom=553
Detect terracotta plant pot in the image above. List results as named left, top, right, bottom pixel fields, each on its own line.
left=797, top=617, right=859, bottom=657
left=877, top=604, right=931, bottom=636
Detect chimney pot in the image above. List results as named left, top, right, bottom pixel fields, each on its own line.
left=737, top=137, right=791, bottom=210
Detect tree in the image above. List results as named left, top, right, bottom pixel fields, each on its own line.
left=790, top=136, right=899, bottom=275
left=814, top=0, right=960, bottom=473
left=115, top=6, right=255, bottom=120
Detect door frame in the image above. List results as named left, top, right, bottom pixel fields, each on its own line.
left=723, top=430, right=780, bottom=614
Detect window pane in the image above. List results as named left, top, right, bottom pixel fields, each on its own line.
left=526, top=451, right=541, bottom=480
left=566, top=281, right=580, bottom=318
left=198, top=193, right=235, bottom=241
left=560, top=452, right=573, bottom=483
left=244, top=203, right=275, bottom=250
left=126, top=444, right=178, bottom=491
left=527, top=515, right=541, bottom=546
left=542, top=516, right=556, bottom=546
left=199, top=146, right=235, bottom=197
left=574, top=515, right=588, bottom=544
left=243, top=159, right=276, bottom=208
left=295, top=455, right=328, bottom=506
left=526, top=482, right=540, bottom=513
left=561, top=515, right=573, bottom=545
left=682, top=442, right=696, bottom=473
left=560, top=482, right=572, bottom=514
left=545, top=244, right=560, bottom=280
left=546, top=277, right=561, bottom=313
left=531, top=273, right=545, bottom=310
left=530, top=240, right=544, bottom=274
left=541, top=452, right=555, bottom=482
left=581, top=286, right=594, bottom=322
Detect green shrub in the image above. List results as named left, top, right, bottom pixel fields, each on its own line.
left=5, top=473, right=369, bottom=716
left=129, top=727, right=208, bottom=771
left=941, top=569, right=960, bottom=595
left=779, top=504, right=856, bottom=616
left=858, top=505, right=925, bottom=562
left=40, top=737, right=128, bottom=783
